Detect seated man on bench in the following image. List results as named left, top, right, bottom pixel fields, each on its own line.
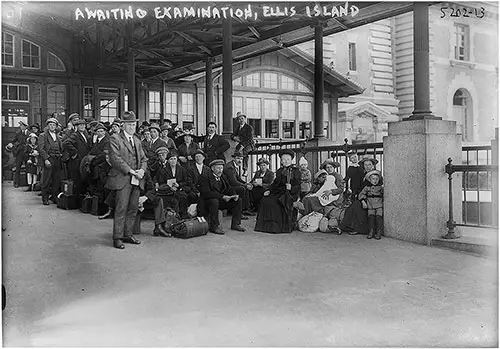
left=198, top=159, right=245, bottom=235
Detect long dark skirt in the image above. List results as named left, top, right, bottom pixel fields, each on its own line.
left=254, top=193, right=294, bottom=234
left=339, top=200, right=368, bottom=234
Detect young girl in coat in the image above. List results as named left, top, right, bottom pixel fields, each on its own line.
left=298, top=157, right=312, bottom=199
left=25, top=133, right=40, bottom=192
left=358, top=170, right=383, bottom=240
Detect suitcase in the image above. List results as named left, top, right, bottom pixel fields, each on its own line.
left=57, top=193, right=79, bottom=210
left=90, top=195, right=100, bottom=215
left=170, top=217, right=209, bottom=239
left=80, top=196, right=92, bottom=213
left=18, top=170, right=28, bottom=187
left=62, top=180, right=74, bottom=196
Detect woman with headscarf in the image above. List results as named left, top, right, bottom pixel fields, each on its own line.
left=254, top=149, right=301, bottom=234
left=339, top=156, right=381, bottom=235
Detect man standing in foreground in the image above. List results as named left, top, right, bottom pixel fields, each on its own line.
left=106, top=111, right=148, bottom=250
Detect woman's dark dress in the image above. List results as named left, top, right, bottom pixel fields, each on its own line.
left=254, top=165, right=301, bottom=234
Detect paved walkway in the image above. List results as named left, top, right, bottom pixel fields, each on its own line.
left=2, top=184, right=498, bottom=347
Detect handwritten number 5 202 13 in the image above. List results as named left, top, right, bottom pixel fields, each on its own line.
left=440, top=7, right=485, bottom=19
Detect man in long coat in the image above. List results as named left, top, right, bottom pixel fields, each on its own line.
left=64, top=118, right=91, bottom=197
left=38, top=118, right=64, bottom=205
left=105, top=111, right=148, bottom=250
left=194, top=121, right=230, bottom=166
left=10, top=120, right=29, bottom=188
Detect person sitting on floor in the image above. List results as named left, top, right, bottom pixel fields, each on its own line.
left=250, top=157, right=275, bottom=212
left=154, top=148, right=196, bottom=219
left=198, top=159, right=245, bottom=235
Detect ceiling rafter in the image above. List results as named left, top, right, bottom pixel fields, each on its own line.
left=174, top=31, right=212, bottom=55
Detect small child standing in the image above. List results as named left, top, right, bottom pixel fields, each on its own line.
left=25, top=133, right=40, bottom=192
left=344, top=152, right=365, bottom=201
left=358, top=170, right=383, bottom=240
left=298, top=157, right=312, bottom=200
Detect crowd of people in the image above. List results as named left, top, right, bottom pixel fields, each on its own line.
left=6, top=110, right=384, bottom=249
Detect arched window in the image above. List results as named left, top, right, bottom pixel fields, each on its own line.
left=453, top=89, right=473, bottom=142
left=47, top=52, right=65, bottom=71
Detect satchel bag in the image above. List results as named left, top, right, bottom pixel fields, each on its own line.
left=298, top=212, right=324, bottom=233
left=164, top=208, right=180, bottom=233
left=170, top=217, right=209, bottom=239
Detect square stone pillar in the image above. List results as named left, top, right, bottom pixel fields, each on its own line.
left=383, top=119, right=462, bottom=245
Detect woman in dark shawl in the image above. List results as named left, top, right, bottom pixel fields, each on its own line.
left=254, top=149, right=301, bottom=234
left=339, top=156, right=381, bottom=235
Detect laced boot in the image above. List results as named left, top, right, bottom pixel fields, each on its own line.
left=367, top=215, right=376, bottom=239
left=375, top=215, right=383, bottom=240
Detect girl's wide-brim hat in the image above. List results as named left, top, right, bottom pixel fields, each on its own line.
left=149, top=123, right=161, bottom=133
left=279, top=149, right=295, bottom=159
left=359, top=156, right=379, bottom=165
left=364, top=170, right=382, bottom=182
left=320, top=159, right=341, bottom=170
left=257, top=157, right=270, bottom=165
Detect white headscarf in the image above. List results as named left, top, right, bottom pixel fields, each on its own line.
left=299, top=157, right=308, bottom=166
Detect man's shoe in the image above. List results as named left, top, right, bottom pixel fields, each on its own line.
left=242, top=211, right=256, bottom=216
left=210, top=227, right=225, bottom=235
left=113, top=239, right=125, bottom=249
left=25, top=185, right=32, bottom=192
left=348, top=231, right=358, bottom=235
left=241, top=216, right=249, bottom=220
left=98, top=208, right=113, bottom=220
left=13, top=183, right=18, bottom=188
left=231, top=225, right=246, bottom=232
left=123, top=236, right=141, bottom=245
left=154, top=224, right=171, bottom=237
left=42, top=199, right=49, bottom=205
left=37, top=192, right=42, bottom=196
left=49, top=196, right=57, bottom=204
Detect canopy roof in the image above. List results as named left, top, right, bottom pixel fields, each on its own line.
left=6, top=1, right=424, bottom=82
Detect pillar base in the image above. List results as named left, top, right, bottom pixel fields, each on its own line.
left=383, top=119, right=462, bottom=245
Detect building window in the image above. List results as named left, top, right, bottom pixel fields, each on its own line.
left=454, top=24, right=469, bottom=61
left=233, top=96, right=243, bottom=117
left=297, top=82, right=311, bottom=92
left=149, top=91, right=161, bottom=120
left=281, top=75, right=295, bottom=90
left=453, top=89, right=472, bottom=142
left=99, top=98, right=117, bottom=123
left=233, top=77, right=242, bottom=87
left=283, top=121, right=296, bottom=139
left=246, top=97, right=261, bottom=137
left=182, top=93, right=194, bottom=124
left=2, top=84, right=29, bottom=102
left=348, top=42, right=357, bottom=71
left=83, top=86, right=93, bottom=118
left=164, top=92, right=177, bottom=123
left=265, top=120, right=279, bottom=138
left=47, top=52, right=65, bottom=71
left=264, top=99, right=279, bottom=119
left=299, top=101, right=312, bottom=139
left=324, top=121, right=330, bottom=139
left=248, top=119, right=262, bottom=138
left=2, top=32, right=14, bottom=67
left=245, top=73, right=260, bottom=88
left=263, top=73, right=278, bottom=89
left=22, top=39, right=40, bottom=69
left=299, top=122, right=311, bottom=139
left=3, top=107, right=29, bottom=127
left=47, top=84, right=66, bottom=118
left=281, top=100, right=295, bottom=119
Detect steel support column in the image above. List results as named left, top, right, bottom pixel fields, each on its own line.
left=127, top=48, right=136, bottom=114
left=206, top=58, right=214, bottom=123
left=409, top=2, right=440, bottom=120
left=314, top=23, right=325, bottom=138
left=222, top=17, right=233, bottom=135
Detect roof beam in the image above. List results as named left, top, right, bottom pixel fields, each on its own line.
left=174, top=31, right=212, bottom=55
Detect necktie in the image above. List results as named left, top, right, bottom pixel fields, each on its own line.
left=129, top=137, right=134, bottom=147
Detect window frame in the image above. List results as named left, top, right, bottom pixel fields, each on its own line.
left=2, top=32, right=14, bottom=67
left=454, top=23, right=470, bottom=61
left=348, top=42, right=357, bottom=71
left=280, top=75, right=295, bottom=90
left=182, top=92, right=194, bottom=122
left=164, top=91, right=178, bottom=123
left=2, top=84, right=30, bottom=102
left=263, top=72, right=278, bottom=89
left=83, top=86, right=94, bottom=119
left=47, top=52, right=66, bottom=72
left=21, top=39, right=40, bottom=69
left=245, top=73, right=261, bottom=88
left=148, top=90, right=161, bottom=120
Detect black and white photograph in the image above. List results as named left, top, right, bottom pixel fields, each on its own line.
left=1, top=0, right=498, bottom=346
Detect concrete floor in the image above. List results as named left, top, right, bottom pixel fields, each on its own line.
left=2, top=184, right=498, bottom=347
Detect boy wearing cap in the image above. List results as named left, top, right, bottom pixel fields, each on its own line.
left=358, top=170, right=384, bottom=240
left=198, top=159, right=245, bottom=234
left=10, top=120, right=29, bottom=187
left=39, top=117, right=64, bottom=205
left=143, top=123, right=168, bottom=177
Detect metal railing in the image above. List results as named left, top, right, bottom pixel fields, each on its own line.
left=444, top=157, right=498, bottom=237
